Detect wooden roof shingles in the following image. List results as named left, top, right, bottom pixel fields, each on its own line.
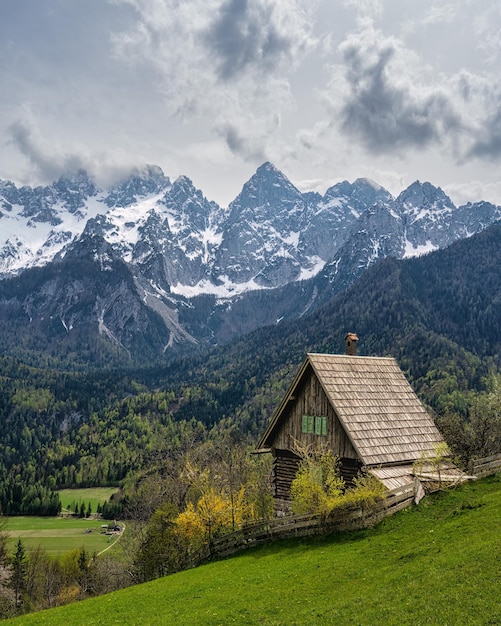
left=258, top=352, right=445, bottom=467
left=308, top=353, right=444, bottom=466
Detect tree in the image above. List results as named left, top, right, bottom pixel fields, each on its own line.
left=466, top=375, right=501, bottom=458
left=175, top=488, right=236, bottom=550
left=24, top=545, right=61, bottom=612
left=175, top=459, right=254, bottom=553
left=132, top=502, right=180, bottom=583
left=0, top=518, right=8, bottom=568
left=58, top=548, right=94, bottom=602
left=86, top=554, right=130, bottom=596
left=0, top=518, right=13, bottom=618
left=9, top=539, right=27, bottom=610
left=435, top=373, right=501, bottom=466
left=246, top=454, right=273, bottom=520
left=414, top=442, right=455, bottom=490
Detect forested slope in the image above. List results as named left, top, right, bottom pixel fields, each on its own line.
left=0, top=223, right=500, bottom=513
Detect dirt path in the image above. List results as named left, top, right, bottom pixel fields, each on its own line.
left=96, top=524, right=126, bottom=556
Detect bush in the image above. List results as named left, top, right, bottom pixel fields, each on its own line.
left=290, top=450, right=344, bottom=516
left=290, top=450, right=386, bottom=516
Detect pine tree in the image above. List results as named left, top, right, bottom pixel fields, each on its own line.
left=9, top=539, right=27, bottom=610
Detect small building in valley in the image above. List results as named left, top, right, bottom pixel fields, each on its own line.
left=256, top=335, right=455, bottom=513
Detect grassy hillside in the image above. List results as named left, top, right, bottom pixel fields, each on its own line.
left=6, top=475, right=501, bottom=625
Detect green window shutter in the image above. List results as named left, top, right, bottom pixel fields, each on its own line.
left=303, top=415, right=320, bottom=434
left=321, top=416, right=327, bottom=436
left=307, top=415, right=314, bottom=433
left=315, top=416, right=322, bottom=435
left=302, top=415, right=308, bottom=433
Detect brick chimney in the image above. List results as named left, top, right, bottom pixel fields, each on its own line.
left=345, top=332, right=358, bottom=356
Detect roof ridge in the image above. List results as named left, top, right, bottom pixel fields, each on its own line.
left=307, top=352, right=395, bottom=360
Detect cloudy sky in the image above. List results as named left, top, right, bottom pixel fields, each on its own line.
left=2, top=0, right=501, bottom=207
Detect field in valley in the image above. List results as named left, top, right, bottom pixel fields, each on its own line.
left=57, top=486, right=119, bottom=514
left=3, top=487, right=121, bottom=557
left=3, top=516, right=122, bottom=557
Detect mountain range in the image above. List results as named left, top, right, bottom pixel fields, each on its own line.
left=1, top=162, right=500, bottom=364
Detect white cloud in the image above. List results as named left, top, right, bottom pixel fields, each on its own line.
left=297, top=19, right=501, bottom=170
left=422, top=4, right=458, bottom=26
left=471, top=4, right=501, bottom=65
left=444, top=179, right=501, bottom=207
left=111, top=0, right=317, bottom=159
left=342, top=0, right=382, bottom=24
left=7, top=110, right=148, bottom=187
left=8, top=112, right=86, bottom=182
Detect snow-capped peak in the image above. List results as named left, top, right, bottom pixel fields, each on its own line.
left=1, top=163, right=500, bottom=305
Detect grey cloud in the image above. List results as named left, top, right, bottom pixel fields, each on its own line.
left=218, top=123, right=267, bottom=162
left=7, top=118, right=141, bottom=187
left=205, top=0, right=293, bottom=80
left=109, top=0, right=315, bottom=152
left=8, top=120, right=85, bottom=182
left=467, top=109, right=501, bottom=159
left=338, top=30, right=463, bottom=153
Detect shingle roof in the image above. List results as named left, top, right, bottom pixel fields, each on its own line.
left=308, top=353, right=444, bottom=465
left=258, top=353, right=445, bottom=466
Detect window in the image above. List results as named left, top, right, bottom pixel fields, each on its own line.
left=302, top=415, right=327, bottom=436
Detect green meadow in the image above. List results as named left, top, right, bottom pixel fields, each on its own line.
left=3, top=516, right=121, bottom=557
left=3, top=488, right=121, bottom=557
left=5, top=474, right=501, bottom=626
left=57, top=486, right=119, bottom=513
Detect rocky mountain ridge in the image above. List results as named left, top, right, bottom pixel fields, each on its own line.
left=1, top=162, right=500, bottom=361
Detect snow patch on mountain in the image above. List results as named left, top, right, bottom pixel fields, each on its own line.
left=171, top=275, right=267, bottom=298
left=0, top=194, right=107, bottom=274
left=298, top=256, right=325, bottom=280
left=403, top=239, right=439, bottom=258
left=1, top=164, right=501, bottom=311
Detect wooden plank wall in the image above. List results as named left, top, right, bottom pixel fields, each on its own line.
left=272, top=451, right=300, bottom=500
left=272, top=368, right=358, bottom=459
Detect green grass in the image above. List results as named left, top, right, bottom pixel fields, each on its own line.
left=2, top=489, right=121, bottom=558
left=3, top=517, right=121, bottom=557
left=57, top=487, right=119, bottom=513
left=5, top=475, right=501, bottom=625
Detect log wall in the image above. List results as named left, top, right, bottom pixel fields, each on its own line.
left=272, top=450, right=300, bottom=511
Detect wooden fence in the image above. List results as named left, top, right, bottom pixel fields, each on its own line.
left=183, top=454, right=501, bottom=569
left=471, top=453, right=501, bottom=478
left=186, top=482, right=416, bottom=567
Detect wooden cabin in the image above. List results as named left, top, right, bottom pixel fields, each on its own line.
left=256, top=336, right=449, bottom=513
